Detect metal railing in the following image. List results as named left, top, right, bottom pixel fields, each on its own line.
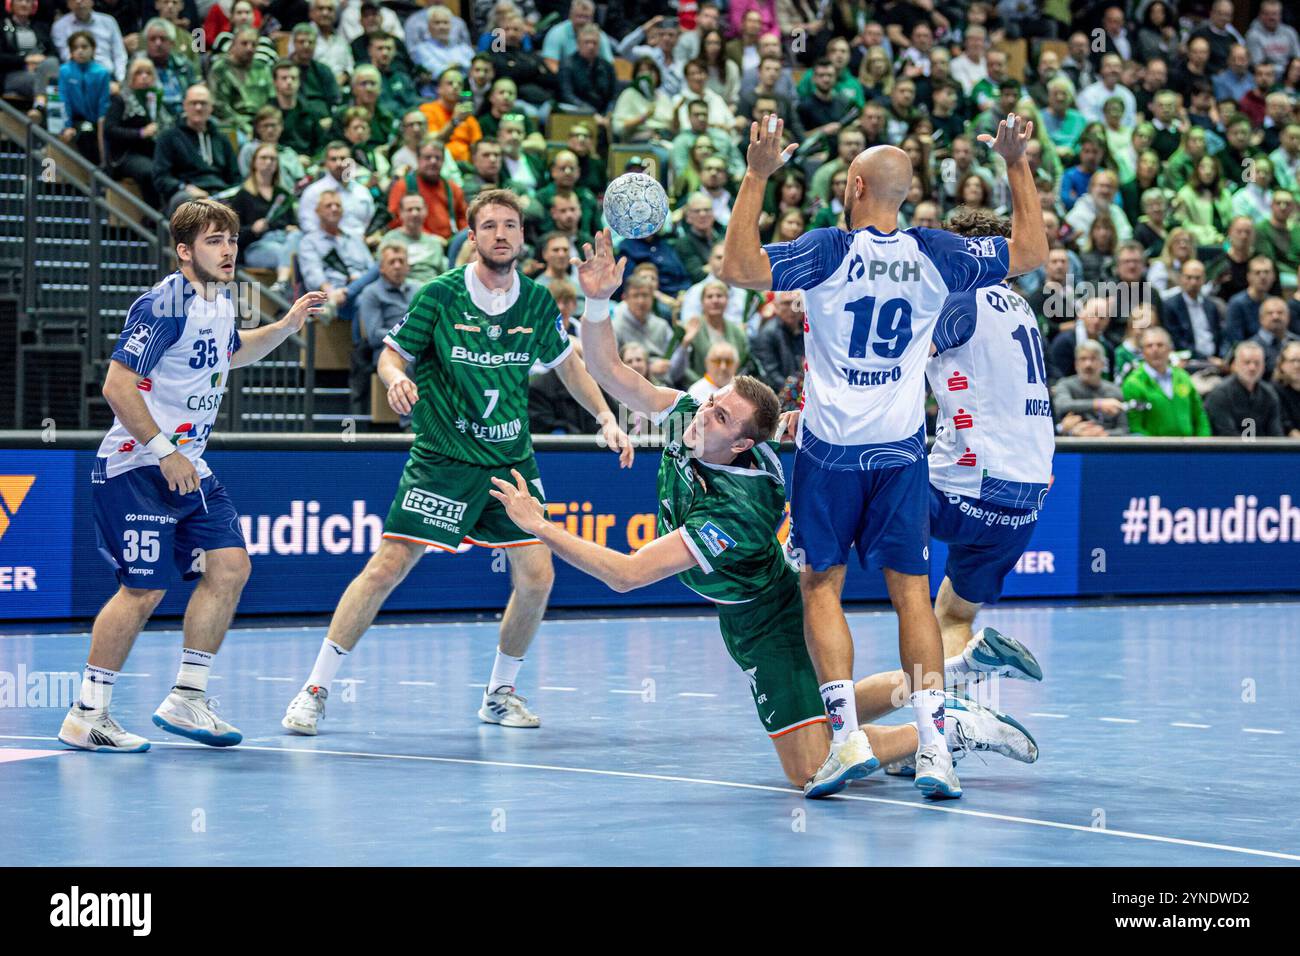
left=0, top=99, right=317, bottom=431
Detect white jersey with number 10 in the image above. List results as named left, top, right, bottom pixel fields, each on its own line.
left=927, top=284, right=1054, bottom=509
left=763, top=226, right=1010, bottom=470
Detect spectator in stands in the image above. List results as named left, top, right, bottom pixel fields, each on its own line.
left=1065, top=169, right=1131, bottom=246
left=488, top=11, right=555, bottom=113
left=673, top=56, right=735, bottom=133
left=1136, top=3, right=1178, bottom=64
left=1077, top=214, right=1117, bottom=284
left=1, top=0, right=59, bottom=111
left=1254, top=190, right=1300, bottom=287
left=680, top=240, right=759, bottom=334
left=366, top=30, right=418, bottom=116
left=949, top=24, right=987, bottom=96
left=1208, top=217, right=1262, bottom=302
left=1147, top=227, right=1194, bottom=295
left=1214, top=43, right=1254, bottom=104
left=970, top=49, right=1013, bottom=116
left=299, top=187, right=376, bottom=323
left=1048, top=296, right=1114, bottom=384
left=209, top=27, right=273, bottom=138
left=106, top=54, right=168, bottom=208
left=1204, top=340, right=1284, bottom=437
left=542, top=191, right=590, bottom=257
left=618, top=224, right=691, bottom=297
left=751, top=290, right=804, bottom=397
left=611, top=274, right=673, bottom=379
left=1042, top=77, right=1086, bottom=161
left=1248, top=0, right=1300, bottom=68
left=1259, top=91, right=1293, bottom=154
left=138, top=17, right=192, bottom=121
left=1249, top=295, right=1300, bottom=376
left=1225, top=257, right=1286, bottom=352
left=1052, top=340, right=1130, bottom=436
left=379, top=193, right=446, bottom=286
left=673, top=192, right=724, bottom=284
left=612, top=57, right=675, bottom=143
left=334, top=64, right=392, bottom=151
left=58, top=29, right=111, bottom=163
left=227, top=141, right=298, bottom=292
left=1173, top=156, right=1234, bottom=248
left=410, top=5, right=472, bottom=87
left=687, top=340, right=740, bottom=405
left=353, top=239, right=416, bottom=412
left=795, top=56, right=855, bottom=158
left=269, top=59, right=328, bottom=166
left=619, top=15, right=682, bottom=97
left=1123, top=326, right=1211, bottom=437
left=1273, top=340, right=1300, bottom=435
left=153, top=83, right=240, bottom=213
left=460, top=138, right=504, bottom=203
left=1059, top=135, right=1102, bottom=211
left=306, top=0, right=353, bottom=86
left=535, top=149, right=598, bottom=236
left=1027, top=246, right=1077, bottom=337
left=1269, top=125, right=1300, bottom=193
left=541, top=0, right=611, bottom=70
left=338, top=105, right=387, bottom=182
left=940, top=135, right=995, bottom=211
left=385, top=136, right=467, bottom=240
left=673, top=279, right=749, bottom=385
left=530, top=230, right=581, bottom=310
left=558, top=23, right=615, bottom=122
left=1230, top=155, right=1274, bottom=226
left=298, top=139, right=376, bottom=239
left=54, top=0, right=127, bottom=85
left=289, top=21, right=342, bottom=112
left=1077, top=54, right=1135, bottom=126
left=1113, top=302, right=1160, bottom=385
left=203, top=0, right=262, bottom=51
left=495, top=113, right=544, bottom=192
left=1133, top=186, right=1170, bottom=258
left=670, top=99, right=744, bottom=181
left=1162, top=258, right=1225, bottom=366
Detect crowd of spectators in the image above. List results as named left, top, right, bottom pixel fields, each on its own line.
left=4, top=0, right=1300, bottom=437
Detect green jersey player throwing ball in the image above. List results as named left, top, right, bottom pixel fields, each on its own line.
left=489, top=230, right=1040, bottom=797
left=283, top=190, right=634, bottom=735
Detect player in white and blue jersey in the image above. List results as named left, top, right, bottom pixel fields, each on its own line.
left=720, top=113, right=1047, bottom=798
left=926, top=209, right=1050, bottom=694
left=59, top=200, right=324, bottom=754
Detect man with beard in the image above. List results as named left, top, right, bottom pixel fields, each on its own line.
left=62, top=200, right=326, bottom=752
left=385, top=136, right=467, bottom=241
left=281, top=190, right=634, bottom=735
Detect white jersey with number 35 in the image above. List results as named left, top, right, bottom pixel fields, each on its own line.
left=927, top=285, right=1055, bottom=509
left=763, top=226, right=1010, bottom=470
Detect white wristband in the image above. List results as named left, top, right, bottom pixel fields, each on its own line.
left=583, top=298, right=611, bottom=322
left=146, top=432, right=176, bottom=459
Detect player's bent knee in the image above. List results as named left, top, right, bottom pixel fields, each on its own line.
left=204, top=549, right=251, bottom=589
left=120, top=585, right=166, bottom=608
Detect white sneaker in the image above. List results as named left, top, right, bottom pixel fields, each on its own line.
left=884, top=756, right=916, bottom=777
left=152, top=690, right=242, bottom=747
left=479, top=687, right=540, bottom=728
left=914, top=744, right=962, bottom=799
left=961, top=627, right=1043, bottom=682
left=58, top=706, right=150, bottom=753
left=946, top=694, right=1039, bottom=764
left=282, top=685, right=329, bottom=736
left=803, top=728, right=880, bottom=798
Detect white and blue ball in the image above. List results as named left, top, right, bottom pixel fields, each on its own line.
left=603, top=172, right=670, bottom=240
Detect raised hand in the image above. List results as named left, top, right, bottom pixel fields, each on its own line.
left=488, top=470, right=547, bottom=535
left=746, top=113, right=798, bottom=180
left=571, top=229, right=628, bottom=300
left=284, top=290, right=327, bottom=331
left=977, top=112, right=1035, bottom=165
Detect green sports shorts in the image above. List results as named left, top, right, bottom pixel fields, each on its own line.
left=717, top=570, right=828, bottom=739
left=383, top=445, right=545, bottom=552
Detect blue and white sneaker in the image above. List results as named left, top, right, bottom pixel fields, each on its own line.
left=884, top=756, right=916, bottom=777
left=152, top=690, right=242, bottom=747
left=58, top=706, right=151, bottom=753
left=946, top=694, right=1039, bottom=764
left=803, top=728, right=880, bottom=798
left=479, top=687, right=541, bottom=728
left=962, top=627, right=1043, bottom=682
left=914, top=744, right=962, bottom=799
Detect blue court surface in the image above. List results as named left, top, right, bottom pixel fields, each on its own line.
left=1, top=600, right=1297, bottom=867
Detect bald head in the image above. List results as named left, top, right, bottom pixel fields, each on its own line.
left=845, top=145, right=913, bottom=224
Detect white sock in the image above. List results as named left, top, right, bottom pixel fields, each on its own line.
left=487, top=650, right=524, bottom=694
left=304, top=639, right=349, bottom=692
left=819, top=680, right=858, bottom=745
left=912, top=689, right=949, bottom=751
left=176, top=647, right=214, bottom=694
left=79, top=664, right=117, bottom=713
left=943, top=653, right=974, bottom=686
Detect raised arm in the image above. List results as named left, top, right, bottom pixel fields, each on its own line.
left=978, top=113, right=1048, bottom=278
left=575, top=230, right=680, bottom=418
left=718, top=114, right=797, bottom=290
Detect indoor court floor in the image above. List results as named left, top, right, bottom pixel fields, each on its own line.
left=1, top=600, right=1297, bottom=866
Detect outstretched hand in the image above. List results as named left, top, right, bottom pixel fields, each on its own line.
left=488, top=469, right=548, bottom=535
left=572, top=229, right=628, bottom=300
left=977, top=112, right=1035, bottom=166
left=746, top=113, right=798, bottom=180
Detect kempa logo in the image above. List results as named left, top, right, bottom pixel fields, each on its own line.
left=49, top=886, right=151, bottom=936
left=0, top=475, right=35, bottom=542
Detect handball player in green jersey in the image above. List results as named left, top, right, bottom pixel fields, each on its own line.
left=489, top=231, right=1039, bottom=796
left=283, top=190, right=634, bottom=734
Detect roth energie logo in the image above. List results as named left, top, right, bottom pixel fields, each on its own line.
left=0, top=475, right=35, bottom=542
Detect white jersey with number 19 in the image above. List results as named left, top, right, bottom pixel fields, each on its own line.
left=763, top=226, right=1009, bottom=470
left=927, top=285, right=1055, bottom=509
